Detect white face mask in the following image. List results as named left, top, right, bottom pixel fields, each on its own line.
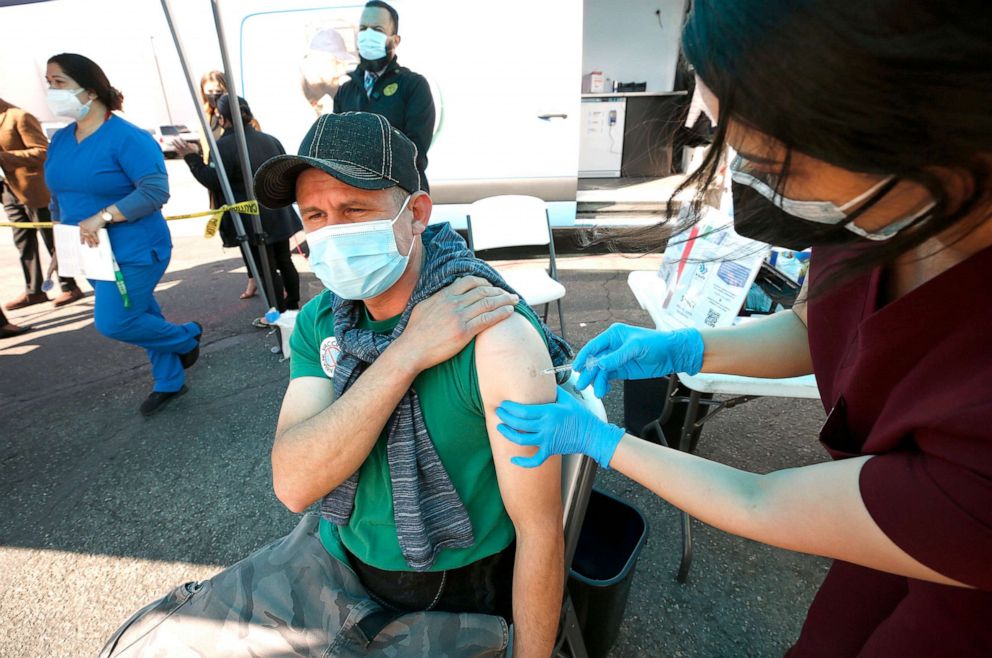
left=47, top=88, right=92, bottom=120
left=357, top=29, right=389, bottom=61
left=307, top=194, right=414, bottom=300
left=729, top=154, right=931, bottom=241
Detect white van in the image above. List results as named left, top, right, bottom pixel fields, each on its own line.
left=1, top=0, right=582, bottom=228
left=230, top=0, right=582, bottom=229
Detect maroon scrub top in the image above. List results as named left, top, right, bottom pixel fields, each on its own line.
left=787, top=244, right=992, bottom=657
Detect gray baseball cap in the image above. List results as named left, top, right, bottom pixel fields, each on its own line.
left=254, top=112, right=420, bottom=208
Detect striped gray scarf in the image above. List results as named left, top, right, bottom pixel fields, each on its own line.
left=320, top=222, right=571, bottom=571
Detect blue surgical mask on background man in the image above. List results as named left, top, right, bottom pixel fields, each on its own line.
left=357, top=29, right=389, bottom=61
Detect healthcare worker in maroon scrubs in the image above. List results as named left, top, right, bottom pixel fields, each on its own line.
left=496, top=1, right=992, bottom=656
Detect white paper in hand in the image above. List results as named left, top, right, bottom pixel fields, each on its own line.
left=54, top=224, right=116, bottom=281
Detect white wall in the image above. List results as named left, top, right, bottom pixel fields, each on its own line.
left=0, top=0, right=223, bottom=130
left=582, top=0, right=687, bottom=92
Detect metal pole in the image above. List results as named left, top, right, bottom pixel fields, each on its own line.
left=150, top=36, right=175, bottom=125
left=158, top=0, right=272, bottom=311
left=209, top=0, right=279, bottom=313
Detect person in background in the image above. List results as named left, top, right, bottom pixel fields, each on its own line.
left=0, top=97, right=82, bottom=309
left=333, top=0, right=435, bottom=191
left=300, top=28, right=357, bottom=116
left=198, top=71, right=264, bottom=300
left=175, top=95, right=302, bottom=319
left=44, top=53, right=202, bottom=417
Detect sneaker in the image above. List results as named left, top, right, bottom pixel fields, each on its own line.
left=52, top=288, right=84, bottom=308
left=139, top=385, right=188, bottom=417
left=179, top=322, right=203, bottom=369
left=5, top=292, right=49, bottom=310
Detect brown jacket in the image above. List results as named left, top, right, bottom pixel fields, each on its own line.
left=0, top=98, right=50, bottom=208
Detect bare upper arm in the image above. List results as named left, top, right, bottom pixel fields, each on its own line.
left=275, top=376, right=336, bottom=440
left=752, top=456, right=969, bottom=587
left=476, top=313, right=562, bottom=529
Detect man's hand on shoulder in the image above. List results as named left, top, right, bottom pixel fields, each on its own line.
left=394, top=276, right=519, bottom=373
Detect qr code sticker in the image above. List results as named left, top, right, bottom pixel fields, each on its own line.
left=704, top=309, right=720, bottom=327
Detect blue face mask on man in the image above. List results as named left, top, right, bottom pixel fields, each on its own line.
left=357, top=28, right=389, bottom=62
left=307, top=194, right=414, bottom=300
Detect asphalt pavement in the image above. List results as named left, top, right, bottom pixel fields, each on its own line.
left=0, top=162, right=829, bottom=657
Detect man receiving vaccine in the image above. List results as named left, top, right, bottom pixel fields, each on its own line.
left=99, top=112, right=570, bottom=657
left=333, top=0, right=435, bottom=191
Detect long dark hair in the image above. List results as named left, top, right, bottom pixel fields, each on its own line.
left=620, top=1, right=992, bottom=286
left=47, top=53, right=123, bottom=111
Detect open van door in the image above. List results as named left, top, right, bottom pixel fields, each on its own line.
left=231, top=0, right=582, bottom=228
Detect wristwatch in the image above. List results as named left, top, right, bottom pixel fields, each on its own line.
left=100, top=208, right=114, bottom=224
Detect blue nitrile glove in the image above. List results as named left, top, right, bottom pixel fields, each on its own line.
left=574, top=323, right=705, bottom=399
left=496, top=386, right=626, bottom=469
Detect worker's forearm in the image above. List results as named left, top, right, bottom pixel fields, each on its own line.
left=510, top=526, right=564, bottom=658
left=611, top=434, right=765, bottom=539
left=272, top=346, right=419, bottom=511
left=699, top=309, right=812, bottom=378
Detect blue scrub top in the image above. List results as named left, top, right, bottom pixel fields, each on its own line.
left=45, top=114, right=171, bottom=266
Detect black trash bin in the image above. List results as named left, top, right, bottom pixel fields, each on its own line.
left=568, top=488, right=649, bottom=658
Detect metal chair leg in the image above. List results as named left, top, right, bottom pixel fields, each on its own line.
left=555, top=297, right=567, bottom=339
left=677, top=511, right=694, bottom=583
left=542, top=302, right=550, bottom=323
left=556, top=594, right=589, bottom=658
left=676, top=391, right=701, bottom=583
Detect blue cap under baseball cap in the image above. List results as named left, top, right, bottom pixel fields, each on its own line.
left=254, top=112, right=421, bottom=208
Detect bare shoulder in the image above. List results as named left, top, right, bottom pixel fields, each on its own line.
left=476, top=311, right=555, bottom=407
left=475, top=310, right=549, bottom=363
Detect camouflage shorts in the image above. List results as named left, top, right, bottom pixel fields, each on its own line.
left=99, top=513, right=510, bottom=657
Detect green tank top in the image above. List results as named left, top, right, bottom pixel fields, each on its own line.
left=289, top=291, right=547, bottom=571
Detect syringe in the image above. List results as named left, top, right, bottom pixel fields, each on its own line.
left=542, top=356, right=598, bottom=375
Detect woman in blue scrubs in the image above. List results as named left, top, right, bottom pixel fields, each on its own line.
left=44, top=53, right=202, bottom=417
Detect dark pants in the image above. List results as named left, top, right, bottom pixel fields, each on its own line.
left=246, top=239, right=300, bottom=312
left=345, top=542, right=516, bottom=622
left=1, top=183, right=78, bottom=294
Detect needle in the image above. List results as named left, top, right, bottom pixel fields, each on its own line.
left=542, top=356, right=598, bottom=375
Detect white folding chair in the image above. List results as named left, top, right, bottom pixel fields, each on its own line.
left=626, top=225, right=819, bottom=582
left=467, top=195, right=568, bottom=339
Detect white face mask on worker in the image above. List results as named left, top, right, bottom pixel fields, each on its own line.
left=47, top=88, right=92, bottom=120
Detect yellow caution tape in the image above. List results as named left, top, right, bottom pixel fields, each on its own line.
left=0, top=200, right=260, bottom=240
left=165, top=200, right=260, bottom=221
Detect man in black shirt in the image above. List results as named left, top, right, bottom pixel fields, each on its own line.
left=333, top=0, right=435, bottom=191
left=175, top=95, right=302, bottom=313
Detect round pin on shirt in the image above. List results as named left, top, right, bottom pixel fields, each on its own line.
left=320, top=337, right=341, bottom=377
